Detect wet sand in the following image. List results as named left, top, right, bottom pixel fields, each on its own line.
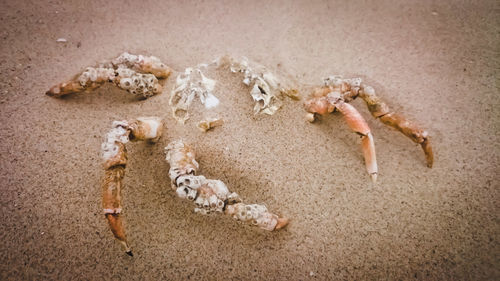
left=0, top=0, right=498, bottom=280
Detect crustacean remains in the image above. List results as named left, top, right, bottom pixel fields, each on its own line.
left=46, top=52, right=171, bottom=98
left=46, top=53, right=433, bottom=256
left=101, top=117, right=165, bottom=255
left=101, top=118, right=288, bottom=255
left=304, top=76, right=434, bottom=182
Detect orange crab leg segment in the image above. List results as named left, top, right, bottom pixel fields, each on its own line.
left=359, top=85, right=433, bottom=167
left=336, top=102, right=378, bottom=182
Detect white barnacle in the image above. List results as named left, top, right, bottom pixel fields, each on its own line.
left=206, top=180, right=230, bottom=199
left=119, top=78, right=133, bottom=89
left=186, top=188, right=197, bottom=201
left=89, top=69, right=98, bottom=82
left=101, top=121, right=129, bottom=161
left=349, top=77, right=362, bottom=87
left=78, top=72, right=90, bottom=86
left=176, top=175, right=205, bottom=189
left=195, top=196, right=204, bottom=207
left=216, top=199, right=224, bottom=211
left=203, top=198, right=210, bottom=209
left=209, top=195, right=218, bottom=209
left=176, top=186, right=188, bottom=199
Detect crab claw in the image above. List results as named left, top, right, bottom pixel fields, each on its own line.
left=336, top=102, right=378, bottom=182
left=361, top=132, right=378, bottom=182
left=105, top=213, right=132, bottom=256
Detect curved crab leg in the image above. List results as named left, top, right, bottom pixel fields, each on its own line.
left=304, top=89, right=378, bottom=182
left=359, top=85, right=433, bottom=167
left=165, top=140, right=289, bottom=231
left=335, top=102, right=378, bottom=183
left=101, top=117, right=164, bottom=256
left=46, top=53, right=171, bottom=98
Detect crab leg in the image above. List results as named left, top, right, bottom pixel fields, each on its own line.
left=165, top=140, right=289, bottom=230
left=359, top=86, right=433, bottom=167
left=101, top=117, right=164, bottom=256
left=46, top=53, right=171, bottom=98
left=335, top=101, right=378, bottom=182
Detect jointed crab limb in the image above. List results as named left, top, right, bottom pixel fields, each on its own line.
left=165, top=140, right=289, bottom=230
left=305, top=75, right=433, bottom=180
left=359, top=86, right=434, bottom=167
left=336, top=102, right=378, bottom=182
left=101, top=117, right=164, bottom=256
left=304, top=89, right=378, bottom=182
left=46, top=53, right=171, bottom=98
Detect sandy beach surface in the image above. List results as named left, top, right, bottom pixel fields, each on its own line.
left=0, top=0, right=498, bottom=280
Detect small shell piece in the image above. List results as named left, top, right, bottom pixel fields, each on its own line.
left=197, top=118, right=223, bottom=132
left=127, top=117, right=164, bottom=142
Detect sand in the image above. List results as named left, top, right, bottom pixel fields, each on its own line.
left=0, top=0, right=498, bottom=280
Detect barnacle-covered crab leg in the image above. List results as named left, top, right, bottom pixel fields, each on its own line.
left=165, top=140, right=289, bottom=231
left=304, top=88, right=378, bottom=182
left=101, top=117, right=164, bottom=256
left=46, top=52, right=172, bottom=99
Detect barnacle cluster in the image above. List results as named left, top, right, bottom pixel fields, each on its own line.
left=101, top=120, right=130, bottom=168
left=111, top=52, right=171, bottom=78
left=225, top=203, right=283, bottom=231
left=322, top=75, right=362, bottom=102
left=114, top=68, right=162, bottom=98
left=165, top=140, right=288, bottom=231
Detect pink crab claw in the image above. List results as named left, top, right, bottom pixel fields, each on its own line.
left=336, top=102, right=378, bottom=182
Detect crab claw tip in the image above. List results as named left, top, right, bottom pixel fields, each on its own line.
left=275, top=217, right=290, bottom=230
left=305, top=113, right=316, bottom=123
